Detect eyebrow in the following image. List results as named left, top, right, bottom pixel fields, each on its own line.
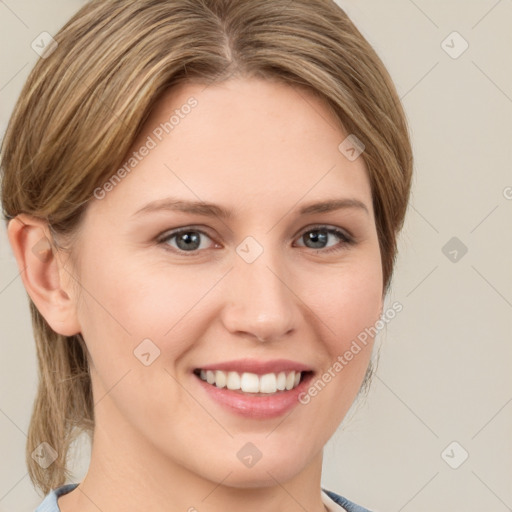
left=132, top=197, right=369, bottom=219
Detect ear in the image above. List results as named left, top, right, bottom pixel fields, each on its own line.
left=7, top=214, right=81, bottom=336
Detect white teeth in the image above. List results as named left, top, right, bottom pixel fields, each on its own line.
left=215, top=370, right=226, bottom=388
left=259, top=373, right=277, bottom=393
left=240, top=372, right=260, bottom=393
left=226, top=371, right=241, bottom=390
left=276, top=371, right=286, bottom=391
left=285, top=371, right=295, bottom=390
left=198, top=369, right=304, bottom=394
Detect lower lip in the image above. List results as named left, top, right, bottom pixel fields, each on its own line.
left=194, top=373, right=313, bottom=419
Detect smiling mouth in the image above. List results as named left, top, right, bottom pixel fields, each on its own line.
left=193, top=369, right=312, bottom=395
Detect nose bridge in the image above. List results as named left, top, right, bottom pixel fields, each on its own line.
left=221, top=239, right=298, bottom=342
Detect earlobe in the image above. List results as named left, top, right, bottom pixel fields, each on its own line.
left=7, top=214, right=81, bottom=336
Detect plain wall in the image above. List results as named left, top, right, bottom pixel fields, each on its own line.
left=1, top=1, right=511, bottom=511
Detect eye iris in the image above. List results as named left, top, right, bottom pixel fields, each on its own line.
left=305, top=230, right=328, bottom=249
left=176, top=232, right=201, bottom=251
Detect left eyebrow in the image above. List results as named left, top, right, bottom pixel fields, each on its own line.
left=131, top=196, right=369, bottom=219
left=298, top=198, right=369, bottom=216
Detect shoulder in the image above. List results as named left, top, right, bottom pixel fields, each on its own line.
left=322, top=488, right=375, bottom=512
left=35, top=483, right=79, bottom=512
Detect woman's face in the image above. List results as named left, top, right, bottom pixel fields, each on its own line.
left=70, top=78, right=383, bottom=486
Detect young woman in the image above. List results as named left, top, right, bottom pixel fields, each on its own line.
left=1, top=1, right=412, bottom=511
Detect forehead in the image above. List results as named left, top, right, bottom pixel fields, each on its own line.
left=89, top=77, right=373, bottom=221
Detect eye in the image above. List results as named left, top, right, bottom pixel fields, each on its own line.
left=157, top=224, right=355, bottom=256
left=294, top=225, right=354, bottom=253
left=158, top=227, right=217, bottom=254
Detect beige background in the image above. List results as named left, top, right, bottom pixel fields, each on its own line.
left=1, top=1, right=511, bottom=511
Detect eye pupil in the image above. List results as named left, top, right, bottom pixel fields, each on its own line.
left=176, top=232, right=201, bottom=251
left=305, top=230, right=328, bottom=249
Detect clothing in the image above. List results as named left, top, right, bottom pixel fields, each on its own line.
left=35, top=483, right=373, bottom=512
left=322, top=489, right=373, bottom=512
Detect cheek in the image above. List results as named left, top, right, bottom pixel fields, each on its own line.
left=310, top=252, right=383, bottom=356
left=296, top=253, right=382, bottom=427
left=74, top=249, right=217, bottom=369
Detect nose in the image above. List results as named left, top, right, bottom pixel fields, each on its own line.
left=220, top=248, right=299, bottom=343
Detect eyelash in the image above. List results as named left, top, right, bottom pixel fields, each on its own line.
left=156, top=224, right=355, bottom=257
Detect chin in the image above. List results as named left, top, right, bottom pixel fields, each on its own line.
left=221, top=459, right=306, bottom=489
left=216, top=441, right=318, bottom=488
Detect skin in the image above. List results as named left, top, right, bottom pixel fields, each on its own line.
left=9, top=77, right=383, bottom=512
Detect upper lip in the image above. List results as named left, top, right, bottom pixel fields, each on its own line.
left=195, top=358, right=313, bottom=375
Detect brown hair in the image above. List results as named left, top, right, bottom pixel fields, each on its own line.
left=0, top=0, right=412, bottom=495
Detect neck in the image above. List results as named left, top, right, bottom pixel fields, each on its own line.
left=58, top=405, right=327, bottom=512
